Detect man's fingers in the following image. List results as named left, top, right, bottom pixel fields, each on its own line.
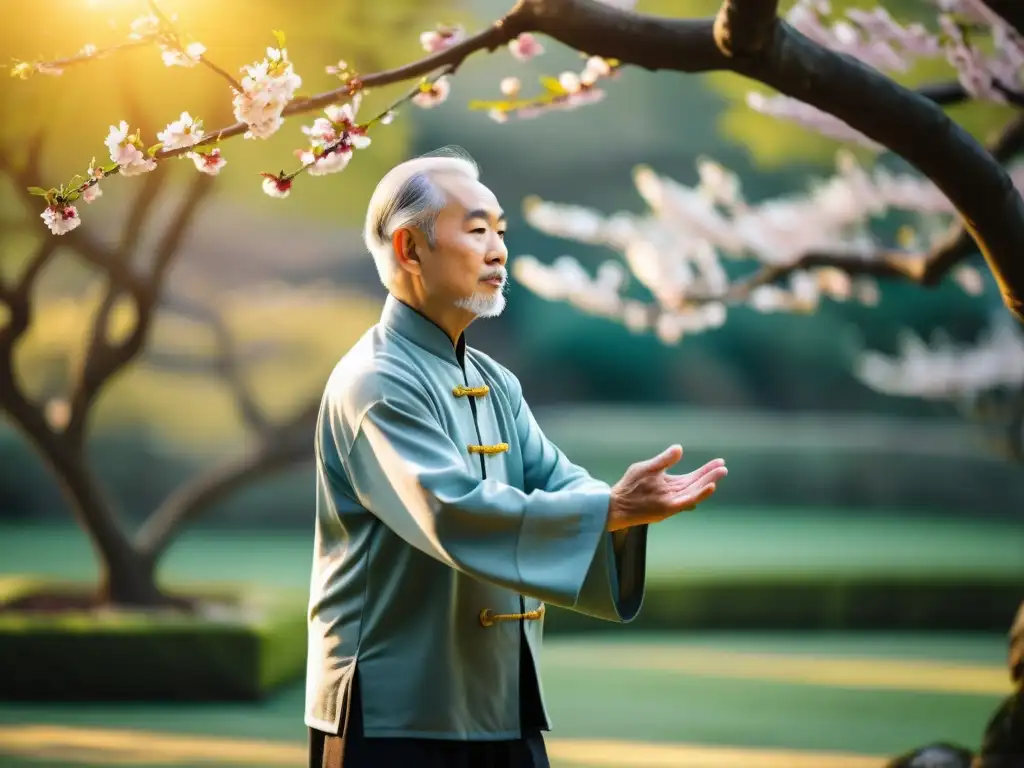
left=669, top=458, right=726, bottom=487
left=637, top=444, right=683, bottom=474
left=668, top=463, right=728, bottom=493
left=673, top=482, right=718, bottom=510
left=668, top=466, right=728, bottom=511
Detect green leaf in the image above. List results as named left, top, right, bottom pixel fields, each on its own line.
left=272, top=29, right=287, bottom=50
left=147, top=142, right=164, bottom=157
left=66, top=191, right=81, bottom=202
left=26, top=186, right=50, bottom=196
left=539, top=76, right=565, bottom=95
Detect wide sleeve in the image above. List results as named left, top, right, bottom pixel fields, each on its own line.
left=507, top=370, right=647, bottom=624
left=333, top=380, right=612, bottom=610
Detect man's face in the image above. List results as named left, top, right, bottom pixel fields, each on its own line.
left=415, top=173, right=508, bottom=318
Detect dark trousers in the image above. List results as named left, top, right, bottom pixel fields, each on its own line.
left=310, top=631, right=550, bottom=768
left=308, top=673, right=550, bottom=768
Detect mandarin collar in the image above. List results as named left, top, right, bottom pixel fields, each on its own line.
left=380, top=293, right=466, bottom=368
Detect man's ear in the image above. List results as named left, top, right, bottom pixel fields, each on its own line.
left=392, top=228, right=423, bottom=276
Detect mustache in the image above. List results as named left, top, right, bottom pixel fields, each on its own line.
left=480, top=269, right=507, bottom=281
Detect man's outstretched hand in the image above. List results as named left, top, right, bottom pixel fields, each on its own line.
left=606, top=445, right=727, bottom=532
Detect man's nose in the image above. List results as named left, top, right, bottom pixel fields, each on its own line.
left=487, top=240, right=507, bottom=265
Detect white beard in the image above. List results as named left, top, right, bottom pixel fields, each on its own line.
left=455, top=283, right=507, bottom=318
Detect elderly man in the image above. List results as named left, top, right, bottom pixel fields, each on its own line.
left=305, top=146, right=728, bottom=768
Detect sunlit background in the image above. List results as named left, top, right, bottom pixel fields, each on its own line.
left=1, top=0, right=1022, bottom=766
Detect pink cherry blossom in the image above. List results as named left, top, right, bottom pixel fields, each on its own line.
left=500, top=77, right=521, bottom=97
left=81, top=184, right=102, bottom=203
left=104, top=120, right=157, bottom=176
left=582, top=56, right=612, bottom=81
left=186, top=148, right=227, bottom=175
left=261, top=174, right=292, bottom=199
left=855, top=321, right=1024, bottom=400
left=162, top=41, right=206, bottom=68
left=419, top=25, right=466, bottom=53
left=325, top=59, right=348, bottom=76
left=558, top=72, right=582, bottom=94
left=232, top=47, right=302, bottom=140
left=508, top=33, right=544, bottom=61
left=157, top=111, right=204, bottom=150
left=40, top=205, right=80, bottom=235
left=128, top=13, right=161, bottom=40
left=296, top=99, right=371, bottom=176
left=412, top=76, right=451, bottom=109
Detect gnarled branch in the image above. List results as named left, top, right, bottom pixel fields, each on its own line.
left=162, top=292, right=271, bottom=435
left=714, top=0, right=780, bottom=58
left=730, top=19, right=1024, bottom=320
left=63, top=171, right=215, bottom=442
left=680, top=111, right=1024, bottom=306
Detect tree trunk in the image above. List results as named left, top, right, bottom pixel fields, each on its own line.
left=45, top=437, right=168, bottom=607
left=98, top=547, right=164, bottom=606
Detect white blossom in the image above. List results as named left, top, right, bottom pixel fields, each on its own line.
left=157, top=111, right=204, bottom=150
left=262, top=176, right=292, bottom=198
left=509, top=33, right=544, bottom=61
left=232, top=47, right=302, bottom=140
left=162, top=41, right=206, bottom=68
left=186, top=148, right=227, bottom=175
left=81, top=184, right=102, bottom=203
left=855, top=321, right=1024, bottom=400
left=420, top=25, right=466, bottom=53
left=296, top=98, right=370, bottom=176
left=412, top=77, right=451, bottom=109
left=41, top=205, right=80, bottom=235
left=128, top=13, right=161, bottom=40
left=512, top=151, right=1024, bottom=346
left=500, top=77, right=521, bottom=97
left=104, top=120, right=157, bottom=176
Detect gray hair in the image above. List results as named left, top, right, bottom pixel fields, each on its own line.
left=363, top=146, right=480, bottom=289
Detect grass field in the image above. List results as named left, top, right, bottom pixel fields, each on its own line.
left=0, top=516, right=1017, bottom=767
left=0, top=632, right=1010, bottom=767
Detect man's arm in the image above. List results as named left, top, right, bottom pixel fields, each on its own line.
left=330, top=372, right=611, bottom=610
left=502, top=368, right=647, bottom=624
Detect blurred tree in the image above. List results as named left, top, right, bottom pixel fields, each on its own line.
left=3, top=0, right=1023, bottom=608
left=0, top=0, right=460, bottom=606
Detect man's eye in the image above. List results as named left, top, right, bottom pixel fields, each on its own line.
left=497, top=231, right=506, bottom=239
left=471, top=227, right=486, bottom=234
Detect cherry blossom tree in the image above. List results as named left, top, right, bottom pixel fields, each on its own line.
left=4, top=0, right=1024, bottom=606
left=509, top=0, right=1024, bottom=458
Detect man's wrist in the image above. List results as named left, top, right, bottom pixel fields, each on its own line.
left=606, top=491, right=627, bottom=533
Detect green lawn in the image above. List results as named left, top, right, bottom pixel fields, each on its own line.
left=0, top=632, right=1010, bottom=767
left=0, top=517, right=1017, bottom=766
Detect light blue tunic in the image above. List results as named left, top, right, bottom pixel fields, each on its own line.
left=305, top=294, right=648, bottom=738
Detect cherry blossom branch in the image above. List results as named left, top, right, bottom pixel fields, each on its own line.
left=982, top=0, right=1024, bottom=36
left=9, top=40, right=152, bottom=78
left=917, top=81, right=970, bottom=106
left=736, top=22, right=1024, bottom=320
left=714, top=0, right=780, bottom=57
left=13, top=0, right=1024, bottom=323
left=144, top=0, right=243, bottom=92
left=679, top=110, right=1024, bottom=306
left=153, top=21, right=521, bottom=164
